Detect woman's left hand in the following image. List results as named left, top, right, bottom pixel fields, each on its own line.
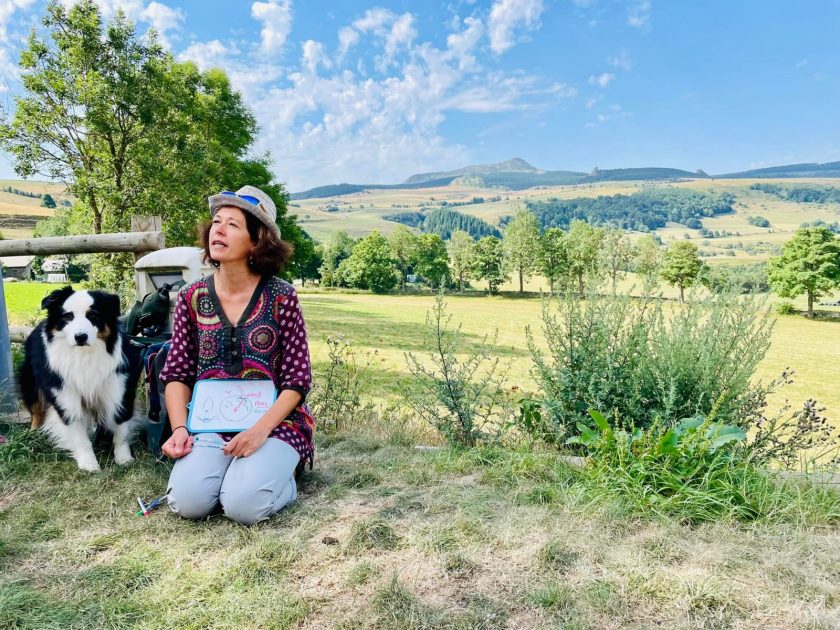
left=223, top=425, right=271, bottom=458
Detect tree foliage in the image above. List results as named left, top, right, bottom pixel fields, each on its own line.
left=337, top=231, right=397, bottom=293
left=661, top=241, right=704, bottom=302
left=0, top=1, right=311, bottom=298
left=768, top=227, right=840, bottom=317
left=470, top=236, right=507, bottom=295
left=502, top=210, right=540, bottom=293
left=447, top=230, right=474, bottom=293
left=412, top=233, right=449, bottom=290
left=566, top=220, right=604, bottom=293
left=527, top=188, right=734, bottom=232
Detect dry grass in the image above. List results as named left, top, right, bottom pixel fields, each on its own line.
left=1, top=428, right=838, bottom=629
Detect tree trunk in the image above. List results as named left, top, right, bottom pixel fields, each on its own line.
left=519, top=268, right=524, bottom=293
left=549, top=275, right=555, bottom=297
left=679, top=284, right=685, bottom=303
left=808, top=290, right=814, bottom=318
left=577, top=272, right=584, bottom=295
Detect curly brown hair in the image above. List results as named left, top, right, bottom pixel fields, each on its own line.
left=200, top=212, right=294, bottom=276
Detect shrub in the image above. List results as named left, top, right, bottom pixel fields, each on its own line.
left=403, top=291, right=510, bottom=447
left=774, top=300, right=797, bottom=315
left=308, top=335, right=375, bottom=434
left=524, top=289, right=774, bottom=444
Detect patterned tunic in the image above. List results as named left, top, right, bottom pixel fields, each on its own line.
left=158, top=275, right=315, bottom=465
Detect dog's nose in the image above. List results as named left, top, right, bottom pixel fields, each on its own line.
left=74, top=332, right=88, bottom=345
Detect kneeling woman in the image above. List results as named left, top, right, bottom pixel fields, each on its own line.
left=159, top=186, right=315, bottom=525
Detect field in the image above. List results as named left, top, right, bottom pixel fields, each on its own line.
left=0, top=179, right=66, bottom=240
left=289, top=177, right=840, bottom=267
left=2, top=286, right=840, bottom=628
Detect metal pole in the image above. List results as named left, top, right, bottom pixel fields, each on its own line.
left=0, top=266, right=16, bottom=413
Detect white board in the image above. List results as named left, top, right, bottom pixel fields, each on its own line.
left=186, top=379, right=277, bottom=433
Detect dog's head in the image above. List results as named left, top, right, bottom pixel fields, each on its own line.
left=42, top=286, right=121, bottom=352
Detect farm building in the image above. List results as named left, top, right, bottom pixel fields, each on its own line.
left=0, top=255, right=35, bottom=280
left=41, top=256, right=68, bottom=283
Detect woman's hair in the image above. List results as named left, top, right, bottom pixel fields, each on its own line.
left=200, top=212, right=294, bottom=276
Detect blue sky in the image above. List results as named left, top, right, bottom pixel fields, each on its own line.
left=1, top=0, right=839, bottom=191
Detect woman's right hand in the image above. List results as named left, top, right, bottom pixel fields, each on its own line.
left=162, top=428, right=194, bottom=459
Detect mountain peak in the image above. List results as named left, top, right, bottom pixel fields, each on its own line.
left=403, top=157, right=541, bottom=185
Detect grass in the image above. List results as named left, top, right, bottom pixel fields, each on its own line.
left=1, top=425, right=839, bottom=628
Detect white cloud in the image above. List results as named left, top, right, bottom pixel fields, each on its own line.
left=446, top=16, right=483, bottom=71
left=337, top=26, right=359, bottom=58
left=352, top=7, right=394, bottom=34
left=627, top=1, right=651, bottom=28
left=588, top=72, right=614, bottom=87
left=141, top=1, right=184, bottom=47
left=301, top=39, right=330, bottom=74
left=384, top=13, right=416, bottom=61
left=488, top=0, right=544, bottom=55
left=251, top=0, right=292, bottom=55
left=608, top=50, right=632, bottom=71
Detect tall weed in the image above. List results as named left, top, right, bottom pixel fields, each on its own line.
left=525, top=289, right=774, bottom=443
left=403, top=292, right=510, bottom=447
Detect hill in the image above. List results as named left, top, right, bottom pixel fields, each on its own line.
left=717, top=161, right=840, bottom=179
left=403, top=157, right=545, bottom=185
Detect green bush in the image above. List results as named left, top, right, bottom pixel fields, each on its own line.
left=774, top=300, right=797, bottom=315
left=524, top=289, right=773, bottom=444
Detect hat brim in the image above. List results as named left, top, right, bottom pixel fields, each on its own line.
left=208, top=194, right=282, bottom=240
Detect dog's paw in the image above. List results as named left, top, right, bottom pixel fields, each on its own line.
left=114, top=449, right=134, bottom=466
left=77, top=457, right=101, bottom=473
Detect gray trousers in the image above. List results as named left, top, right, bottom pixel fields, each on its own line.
left=167, top=434, right=300, bottom=525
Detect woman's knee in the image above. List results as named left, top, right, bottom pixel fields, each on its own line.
left=220, top=478, right=297, bottom=525
left=167, top=477, right=220, bottom=520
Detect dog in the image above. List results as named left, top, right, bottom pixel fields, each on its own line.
left=19, top=286, right=142, bottom=472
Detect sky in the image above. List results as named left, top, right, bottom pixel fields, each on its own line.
left=1, top=0, right=839, bottom=192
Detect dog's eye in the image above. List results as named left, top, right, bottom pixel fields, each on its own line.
left=87, top=311, right=101, bottom=325
left=62, top=312, right=74, bottom=322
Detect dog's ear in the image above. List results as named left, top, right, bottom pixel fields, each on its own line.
left=92, top=291, right=121, bottom=322
left=41, top=286, right=74, bottom=311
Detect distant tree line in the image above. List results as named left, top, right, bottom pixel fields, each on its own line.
left=2, top=186, right=42, bottom=199
left=751, top=183, right=840, bottom=204
left=526, top=188, right=735, bottom=232
left=384, top=207, right=501, bottom=240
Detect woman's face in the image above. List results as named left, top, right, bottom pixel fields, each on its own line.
left=209, top=206, right=254, bottom=265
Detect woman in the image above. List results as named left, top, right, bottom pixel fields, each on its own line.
left=159, top=185, right=315, bottom=525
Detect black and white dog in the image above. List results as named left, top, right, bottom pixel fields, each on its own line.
left=20, top=286, right=142, bottom=472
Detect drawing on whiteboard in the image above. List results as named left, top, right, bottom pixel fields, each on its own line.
left=220, top=395, right=253, bottom=423
left=188, top=379, right=276, bottom=433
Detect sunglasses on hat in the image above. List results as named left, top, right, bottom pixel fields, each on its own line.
left=220, top=190, right=261, bottom=205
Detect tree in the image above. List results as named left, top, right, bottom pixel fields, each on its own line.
left=600, top=227, right=636, bottom=293
left=412, top=233, right=450, bottom=290
left=502, top=209, right=540, bottom=293
left=318, top=231, right=355, bottom=287
left=388, top=226, right=419, bottom=291
left=470, top=236, right=507, bottom=295
left=768, top=227, right=840, bottom=317
left=567, top=220, right=604, bottom=293
left=537, top=227, right=569, bottom=296
left=0, top=1, right=307, bottom=298
left=661, top=241, right=704, bottom=302
left=634, top=234, right=662, bottom=287
left=447, top=230, right=474, bottom=294
left=337, top=231, right=397, bottom=293
left=286, top=231, right=321, bottom=286
left=40, top=193, right=56, bottom=208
